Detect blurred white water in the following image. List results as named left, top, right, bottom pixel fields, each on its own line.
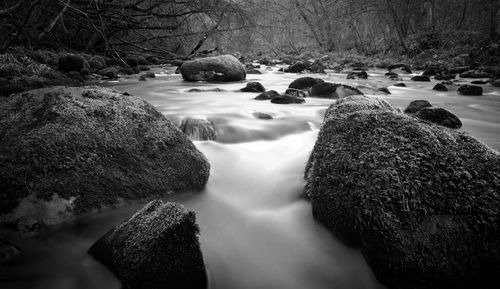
left=2, top=66, right=499, bottom=289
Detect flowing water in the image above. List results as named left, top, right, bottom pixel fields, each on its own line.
left=2, top=66, right=500, bottom=289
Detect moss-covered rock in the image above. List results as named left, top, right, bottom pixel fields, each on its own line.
left=180, top=55, right=246, bottom=82
left=304, top=95, right=500, bottom=289
left=240, top=82, right=265, bottom=92
left=284, top=61, right=309, bottom=73
left=88, top=200, right=207, bottom=289
left=254, top=90, right=279, bottom=100
left=0, top=86, right=210, bottom=224
left=404, top=100, right=433, bottom=114
left=458, top=84, right=483, bottom=96
left=0, top=54, right=75, bottom=96
left=270, top=94, right=305, bottom=104
left=309, top=82, right=363, bottom=98
left=414, top=107, right=462, bottom=129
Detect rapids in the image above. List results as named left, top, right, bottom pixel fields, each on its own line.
left=2, top=66, right=499, bottom=289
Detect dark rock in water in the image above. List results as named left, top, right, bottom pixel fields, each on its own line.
left=138, top=76, right=147, bottom=81
left=180, top=55, right=246, bottom=82
left=285, top=61, right=309, bottom=73
left=0, top=239, right=21, bottom=264
left=411, top=75, right=431, bottom=82
left=253, top=112, right=273, bottom=119
left=245, top=63, right=260, bottom=69
left=98, top=67, right=118, bottom=79
left=309, top=82, right=339, bottom=98
left=414, top=107, right=462, bottom=129
left=270, top=94, right=305, bottom=104
left=179, top=118, right=217, bottom=141
left=347, top=70, right=368, bottom=79
left=288, top=77, right=324, bottom=90
left=58, top=54, right=87, bottom=72
left=285, top=88, right=307, bottom=98
left=254, top=90, right=279, bottom=100
left=388, top=63, right=412, bottom=74
left=393, top=83, right=406, bottom=87
left=458, top=85, right=483, bottom=96
left=88, top=200, right=207, bottom=289
left=308, top=60, right=326, bottom=73
left=0, top=87, right=210, bottom=224
left=389, top=75, right=403, bottom=81
left=460, top=70, right=492, bottom=79
left=378, top=87, right=391, bottom=94
left=404, top=100, right=433, bottom=114
left=433, top=83, right=448, bottom=91
left=246, top=68, right=262, bottom=74
left=241, top=82, right=265, bottom=92
left=188, top=88, right=224, bottom=93
left=305, top=95, right=500, bottom=289
left=492, top=79, right=500, bottom=87
left=471, top=80, right=488, bottom=85
left=385, top=72, right=398, bottom=77
left=309, top=82, right=363, bottom=98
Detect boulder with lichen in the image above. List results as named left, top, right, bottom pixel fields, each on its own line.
left=0, top=86, right=210, bottom=224
left=305, top=95, right=500, bottom=289
left=180, top=55, right=246, bottom=82
left=88, top=200, right=207, bottom=289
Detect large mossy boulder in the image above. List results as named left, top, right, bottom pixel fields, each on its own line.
left=88, top=200, right=207, bottom=289
left=0, top=86, right=210, bottom=224
left=305, top=95, right=500, bottom=289
left=179, top=55, right=246, bottom=82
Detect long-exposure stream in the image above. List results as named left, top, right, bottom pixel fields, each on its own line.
left=2, top=66, right=499, bottom=289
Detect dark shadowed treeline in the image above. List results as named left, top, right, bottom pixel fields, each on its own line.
left=0, top=0, right=499, bottom=58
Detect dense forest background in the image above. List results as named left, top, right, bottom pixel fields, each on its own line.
left=1, top=0, right=499, bottom=59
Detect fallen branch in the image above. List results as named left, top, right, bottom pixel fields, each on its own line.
left=38, top=0, right=72, bottom=40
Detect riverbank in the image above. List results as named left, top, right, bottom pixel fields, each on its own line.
left=1, top=44, right=499, bottom=97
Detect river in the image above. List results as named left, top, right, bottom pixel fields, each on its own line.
left=1, top=65, right=499, bottom=289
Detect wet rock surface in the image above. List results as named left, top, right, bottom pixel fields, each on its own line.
left=305, top=95, right=500, bottom=289
left=0, top=86, right=210, bottom=224
left=180, top=55, right=246, bottom=82
left=88, top=200, right=207, bottom=289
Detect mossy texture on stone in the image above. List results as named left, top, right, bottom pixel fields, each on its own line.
left=0, top=86, right=210, bottom=221
left=305, top=95, right=500, bottom=289
left=180, top=55, right=246, bottom=82
left=88, top=200, right=207, bottom=289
